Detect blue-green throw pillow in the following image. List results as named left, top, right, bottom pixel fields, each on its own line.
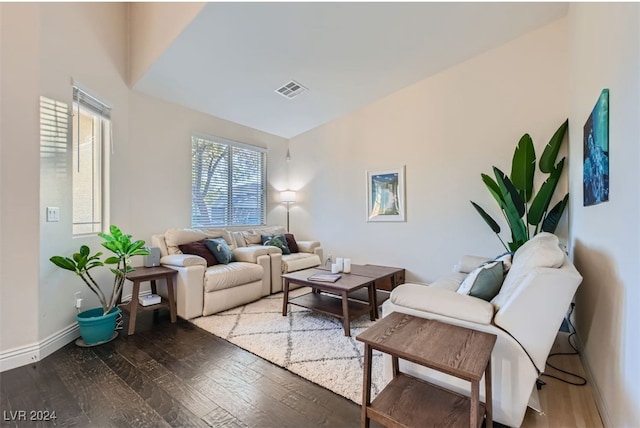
left=468, top=261, right=505, bottom=301
left=205, top=238, right=235, bottom=264
left=261, top=234, right=291, bottom=255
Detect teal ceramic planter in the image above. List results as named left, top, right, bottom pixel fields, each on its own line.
left=76, top=307, right=120, bottom=345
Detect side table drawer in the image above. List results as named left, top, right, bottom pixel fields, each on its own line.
left=394, top=270, right=405, bottom=286
left=375, top=269, right=405, bottom=291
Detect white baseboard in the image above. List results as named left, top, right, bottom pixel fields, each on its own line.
left=0, top=322, right=79, bottom=373
left=1, top=293, right=153, bottom=373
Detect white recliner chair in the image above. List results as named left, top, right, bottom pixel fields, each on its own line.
left=382, top=233, right=582, bottom=427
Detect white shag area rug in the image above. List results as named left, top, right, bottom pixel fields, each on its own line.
left=191, top=287, right=387, bottom=404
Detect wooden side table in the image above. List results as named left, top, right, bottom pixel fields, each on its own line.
left=119, top=266, right=177, bottom=335
left=356, top=312, right=497, bottom=428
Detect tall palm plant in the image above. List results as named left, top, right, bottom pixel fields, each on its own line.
left=471, top=120, right=569, bottom=252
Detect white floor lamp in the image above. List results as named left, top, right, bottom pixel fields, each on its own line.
left=280, top=190, right=296, bottom=232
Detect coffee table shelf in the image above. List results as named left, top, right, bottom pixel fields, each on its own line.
left=289, top=293, right=372, bottom=322
left=347, top=289, right=390, bottom=306
left=282, top=268, right=377, bottom=336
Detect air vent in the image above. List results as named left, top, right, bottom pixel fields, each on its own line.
left=275, top=80, right=308, bottom=99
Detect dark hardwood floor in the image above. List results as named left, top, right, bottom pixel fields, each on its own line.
left=1, top=310, right=380, bottom=428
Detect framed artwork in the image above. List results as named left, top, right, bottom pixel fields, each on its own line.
left=583, top=89, right=609, bottom=206
left=366, top=166, right=405, bottom=222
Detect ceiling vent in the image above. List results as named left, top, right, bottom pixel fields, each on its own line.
left=275, top=80, right=307, bottom=99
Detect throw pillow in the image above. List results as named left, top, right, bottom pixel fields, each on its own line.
left=261, top=234, right=291, bottom=255
left=178, top=239, right=218, bottom=267
left=492, top=252, right=513, bottom=273
left=468, top=261, right=505, bottom=301
left=205, top=238, right=235, bottom=264
left=284, top=233, right=299, bottom=253
left=457, top=261, right=504, bottom=299
left=242, top=230, right=263, bottom=245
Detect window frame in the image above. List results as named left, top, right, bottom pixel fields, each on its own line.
left=71, top=86, right=111, bottom=237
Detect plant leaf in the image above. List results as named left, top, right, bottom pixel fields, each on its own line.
left=508, top=239, right=527, bottom=252
left=127, top=240, right=147, bottom=254
left=50, top=256, right=77, bottom=272
left=494, top=167, right=525, bottom=218
left=539, top=119, right=568, bottom=173
left=493, top=167, right=528, bottom=242
left=470, top=201, right=501, bottom=234
left=502, top=199, right=528, bottom=243
left=481, top=173, right=504, bottom=206
left=529, top=158, right=564, bottom=225
left=542, top=194, right=569, bottom=233
left=510, top=134, right=536, bottom=201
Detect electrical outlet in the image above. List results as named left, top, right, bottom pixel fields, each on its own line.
left=74, top=292, right=82, bottom=309
left=326, top=254, right=332, bottom=265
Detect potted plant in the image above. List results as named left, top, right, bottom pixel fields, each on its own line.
left=50, top=225, right=149, bottom=345
left=471, top=120, right=569, bottom=252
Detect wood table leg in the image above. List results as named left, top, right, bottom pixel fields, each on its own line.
left=150, top=279, right=160, bottom=322
left=361, top=343, right=372, bottom=428
left=367, top=283, right=377, bottom=320
left=128, top=280, right=141, bottom=335
left=392, top=355, right=400, bottom=378
left=166, top=275, right=177, bottom=323
left=485, top=359, right=493, bottom=428
left=282, top=279, right=290, bottom=316
left=341, top=291, right=351, bottom=336
left=470, top=380, right=479, bottom=428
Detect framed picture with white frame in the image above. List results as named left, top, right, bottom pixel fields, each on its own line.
left=366, top=166, right=406, bottom=222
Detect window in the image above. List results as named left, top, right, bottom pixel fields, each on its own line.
left=72, top=87, right=111, bottom=236
left=191, top=134, right=266, bottom=227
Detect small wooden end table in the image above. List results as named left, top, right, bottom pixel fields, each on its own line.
left=119, top=266, right=177, bottom=335
left=357, top=312, right=497, bottom=428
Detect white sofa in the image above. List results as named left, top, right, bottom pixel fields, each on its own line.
left=226, top=226, right=323, bottom=293
left=151, top=226, right=322, bottom=319
left=382, top=233, right=582, bottom=427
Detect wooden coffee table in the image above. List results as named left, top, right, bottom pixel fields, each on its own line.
left=281, top=268, right=377, bottom=336
left=357, top=312, right=497, bottom=428
left=316, top=264, right=405, bottom=317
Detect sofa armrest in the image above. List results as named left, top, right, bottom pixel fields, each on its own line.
left=160, top=254, right=206, bottom=267
left=233, top=245, right=279, bottom=263
left=297, top=240, right=320, bottom=253
left=494, top=264, right=582, bottom=372
left=297, top=241, right=323, bottom=262
left=390, top=283, right=494, bottom=325
left=453, top=255, right=492, bottom=273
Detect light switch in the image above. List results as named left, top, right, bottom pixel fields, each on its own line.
left=46, top=206, right=60, bottom=222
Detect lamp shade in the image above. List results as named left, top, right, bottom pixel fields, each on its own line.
left=280, top=190, right=296, bottom=203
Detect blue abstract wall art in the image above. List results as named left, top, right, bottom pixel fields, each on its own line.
left=583, top=89, right=609, bottom=206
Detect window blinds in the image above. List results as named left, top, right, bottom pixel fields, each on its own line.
left=191, top=135, right=266, bottom=227
left=72, top=86, right=111, bottom=119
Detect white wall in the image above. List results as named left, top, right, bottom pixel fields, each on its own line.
left=129, top=2, right=205, bottom=86
left=126, top=90, right=288, bottom=243
left=0, top=3, right=41, bottom=359
left=37, top=2, right=130, bottom=344
left=568, top=4, right=640, bottom=427
left=289, top=19, right=570, bottom=283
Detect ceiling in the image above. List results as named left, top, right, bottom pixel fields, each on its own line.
left=133, top=2, right=568, bottom=139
